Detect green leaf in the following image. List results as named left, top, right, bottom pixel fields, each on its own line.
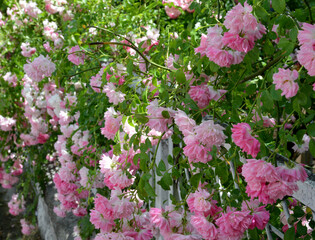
left=263, top=39, right=275, bottom=55
left=293, top=99, right=301, bottom=114
left=293, top=206, right=305, bottom=218
left=175, top=70, right=186, bottom=84
left=272, top=0, right=285, bottom=13
left=158, top=160, right=166, bottom=171
left=167, top=155, right=174, bottom=165
left=296, top=92, right=307, bottom=106
left=134, top=113, right=149, bottom=124
left=113, top=144, right=121, bottom=155
left=139, top=153, right=149, bottom=171
left=261, top=90, right=274, bottom=111
left=310, top=139, right=315, bottom=158
left=232, top=95, right=243, bottom=108
left=278, top=38, right=295, bottom=56
left=158, top=172, right=173, bottom=190
left=215, top=164, right=229, bottom=184
left=270, top=85, right=282, bottom=101
left=248, top=228, right=259, bottom=240
left=190, top=173, right=202, bottom=188
left=289, top=28, right=298, bottom=41
left=144, top=182, right=156, bottom=197
left=172, top=168, right=180, bottom=179
left=254, top=5, right=269, bottom=21
left=284, top=227, right=296, bottom=240
left=127, top=59, right=134, bottom=75
left=209, top=61, right=219, bottom=72
left=162, top=110, right=170, bottom=119
left=307, top=123, right=315, bottom=137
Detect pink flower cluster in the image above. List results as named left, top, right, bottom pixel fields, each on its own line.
left=232, top=123, right=260, bottom=158
left=215, top=208, right=252, bottom=239
left=146, top=99, right=175, bottom=134
left=293, top=134, right=310, bottom=154
left=53, top=166, right=89, bottom=217
left=45, top=0, right=66, bottom=15
left=273, top=68, right=299, bottom=99
left=135, top=26, right=160, bottom=53
left=297, top=23, right=315, bottom=76
left=252, top=110, right=275, bottom=128
left=20, top=219, right=36, bottom=235
left=103, top=82, right=126, bottom=105
left=21, top=42, right=36, bottom=57
left=43, top=19, right=64, bottom=48
left=101, top=107, right=122, bottom=140
left=188, top=84, right=227, bottom=109
left=0, top=115, right=16, bottom=131
left=90, top=190, right=138, bottom=234
left=0, top=166, right=19, bottom=188
left=242, top=159, right=307, bottom=204
left=174, top=110, right=227, bottom=164
left=8, top=194, right=25, bottom=216
left=187, top=187, right=222, bottom=217
left=3, top=72, right=18, bottom=86
left=163, top=0, right=194, bottom=19
left=68, top=45, right=85, bottom=65
left=195, top=2, right=265, bottom=67
left=184, top=186, right=269, bottom=240
left=19, top=0, right=42, bottom=18
left=179, top=116, right=226, bottom=164
left=90, top=65, right=106, bottom=92
left=99, top=154, right=134, bottom=190
left=150, top=205, right=201, bottom=239
left=23, top=55, right=56, bottom=82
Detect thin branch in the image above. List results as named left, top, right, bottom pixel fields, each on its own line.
left=217, top=0, right=221, bottom=20
left=303, top=0, right=314, bottom=24
left=240, top=53, right=285, bottom=83
left=63, top=66, right=100, bottom=80
left=89, top=41, right=172, bottom=71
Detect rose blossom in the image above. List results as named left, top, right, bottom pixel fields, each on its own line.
left=273, top=68, right=299, bottom=99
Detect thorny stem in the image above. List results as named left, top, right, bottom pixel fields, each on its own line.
left=89, top=41, right=172, bottom=72
left=303, top=0, right=313, bottom=24
left=86, top=26, right=173, bottom=72
left=240, top=53, right=286, bottom=83
left=63, top=66, right=101, bottom=80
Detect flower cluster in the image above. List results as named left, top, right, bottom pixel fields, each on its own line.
left=0, top=115, right=16, bottom=131
left=195, top=2, right=265, bottom=67
left=20, top=219, right=36, bottom=235
left=68, top=45, right=86, bottom=65
left=23, top=55, right=56, bottom=82
left=163, top=0, right=194, bottom=19
left=273, top=68, right=299, bottom=99
left=297, top=23, right=315, bottom=76
left=8, top=194, right=25, bottom=216
left=232, top=123, right=260, bottom=158
left=242, top=159, right=307, bottom=204
left=21, top=42, right=36, bottom=57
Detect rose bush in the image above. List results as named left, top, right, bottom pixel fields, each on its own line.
left=0, top=0, right=314, bottom=239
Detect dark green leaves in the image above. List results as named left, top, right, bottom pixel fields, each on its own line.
left=261, top=90, right=274, bottom=111
left=284, top=227, right=296, bottom=240
left=307, top=123, right=315, bottom=137
left=158, top=160, right=166, bottom=171
left=190, top=172, right=202, bottom=188
left=175, top=70, right=186, bottom=84
left=310, top=139, right=315, bottom=158
left=272, top=0, right=285, bottom=13
left=158, top=172, right=173, bottom=190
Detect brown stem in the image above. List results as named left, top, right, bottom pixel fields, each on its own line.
left=240, top=53, right=285, bottom=83
left=89, top=41, right=172, bottom=71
